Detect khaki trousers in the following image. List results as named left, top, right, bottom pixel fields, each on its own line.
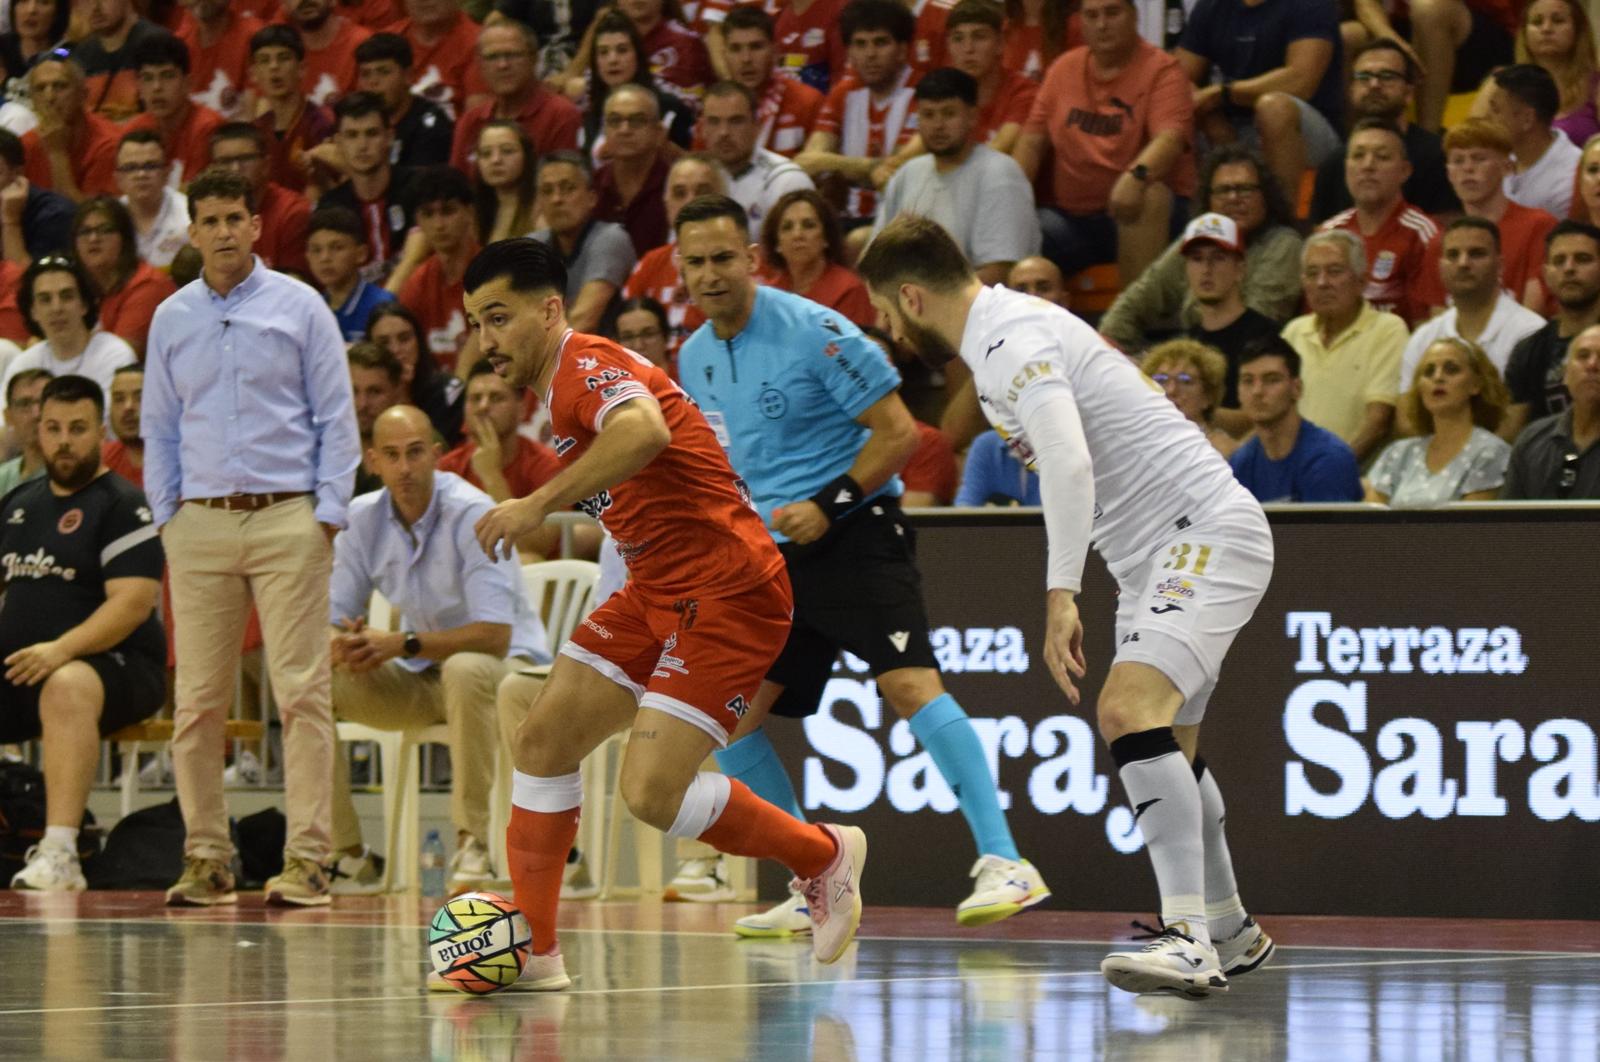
left=330, top=653, right=516, bottom=851
left=165, top=498, right=334, bottom=863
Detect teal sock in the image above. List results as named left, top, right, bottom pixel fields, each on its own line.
left=713, top=729, right=805, bottom=822
left=908, top=693, right=1020, bottom=861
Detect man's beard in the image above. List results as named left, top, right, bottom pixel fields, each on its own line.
left=901, top=315, right=961, bottom=370
left=47, top=450, right=99, bottom=491
left=1358, top=96, right=1405, bottom=122
left=296, top=6, right=332, bottom=30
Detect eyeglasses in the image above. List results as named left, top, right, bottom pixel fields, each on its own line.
left=35, top=255, right=73, bottom=268
left=604, top=113, right=655, bottom=130
left=76, top=224, right=118, bottom=238
left=1211, top=183, right=1261, bottom=198
left=116, top=162, right=166, bottom=175
left=618, top=328, right=664, bottom=344
left=1557, top=450, right=1580, bottom=499
left=1353, top=70, right=1408, bottom=84
left=1151, top=372, right=1199, bottom=387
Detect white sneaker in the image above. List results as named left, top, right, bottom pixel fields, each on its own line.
left=560, top=850, right=599, bottom=900
left=733, top=883, right=812, bottom=938
left=1101, top=927, right=1228, bottom=998
left=793, top=824, right=866, bottom=965
left=448, top=836, right=494, bottom=894
left=328, top=846, right=386, bottom=896
left=956, top=855, right=1051, bottom=927
left=664, top=855, right=735, bottom=902
left=1215, top=916, right=1274, bottom=976
left=10, top=843, right=86, bottom=892
left=429, top=946, right=573, bottom=992
left=222, top=749, right=262, bottom=788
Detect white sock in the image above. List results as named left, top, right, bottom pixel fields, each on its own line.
left=1194, top=758, right=1248, bottom=941
left=42, top=825, right=77, bottom=853
left=1112, top=728, right=1209, bottom=948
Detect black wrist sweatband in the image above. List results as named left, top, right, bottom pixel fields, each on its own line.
left=810, top=474, right=864, bottom=522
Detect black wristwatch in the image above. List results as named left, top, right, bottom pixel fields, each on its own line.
left=1129, top=163, right=1150, bottom=183
left=402, top=631, right=423, bottom=658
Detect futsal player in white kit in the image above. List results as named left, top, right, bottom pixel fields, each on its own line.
left=859, top=215, right=1276, bottom=998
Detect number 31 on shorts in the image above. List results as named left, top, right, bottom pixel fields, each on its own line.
left=1163, top=543, right=1214, bottom=576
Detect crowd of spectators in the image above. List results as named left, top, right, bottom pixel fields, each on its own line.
left=1, top=0, right=1599, bottom=894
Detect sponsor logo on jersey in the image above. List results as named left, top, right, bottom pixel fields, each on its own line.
left=585, top=367, right=632, bottom=391
left=578, top=356, right=599, bottom=370
left=552, top=434, right=578, bottom=456
left=57, top=509, right=83, bottom=535
left=1155, top=577, right=1195, bottom=600
left=673, top=598, right=699, bottom=630
left=582, top=618, right=613, bottom=639
left=1, top=548, right=77, bottom=582
left=758, top=388, right=788, bottom=419
left=576, top=489, right=614, bottom=519
left=725, top=694, right=751, bottom=719
left=653, top=632, right=688, bottom=679
left=1371, top=250, right=1397, bottom=281
left=6, top=509, right=23, bottom=525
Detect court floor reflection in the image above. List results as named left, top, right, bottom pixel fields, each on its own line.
left=0, top=902, right=1595, bottom=1061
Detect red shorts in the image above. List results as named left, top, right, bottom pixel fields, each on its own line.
left=561, top=571, right=794, bottom=744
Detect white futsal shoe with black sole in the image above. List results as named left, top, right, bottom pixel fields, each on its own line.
left=1214, top=916, right=1275, bottom=976
left=1101, top=926, right=1229, bottom=999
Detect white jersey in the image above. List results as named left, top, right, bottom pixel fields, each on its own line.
left=962, top=285, right=1252, bottom=585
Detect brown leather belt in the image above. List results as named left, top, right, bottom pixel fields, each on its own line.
left=187, top=492, right=310, bottom=512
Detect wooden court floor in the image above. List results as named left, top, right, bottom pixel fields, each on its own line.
left=0, top=894, right=1596, bottom=1061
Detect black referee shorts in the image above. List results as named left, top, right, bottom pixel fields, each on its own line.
left=0, top=650, right=166, bottom=743
left=767, top=497, right=940, bottom=719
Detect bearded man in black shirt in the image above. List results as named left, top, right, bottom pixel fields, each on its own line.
left=0, top=375, right=165, bottom=892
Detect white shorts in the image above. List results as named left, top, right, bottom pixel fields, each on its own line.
left=1109, top=501, right=1274, bottom=725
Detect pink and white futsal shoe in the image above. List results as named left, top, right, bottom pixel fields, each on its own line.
left=793, top=824, right=868, bottom=965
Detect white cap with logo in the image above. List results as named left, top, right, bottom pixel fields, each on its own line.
left=1180, top=212, right=1244, bottom=255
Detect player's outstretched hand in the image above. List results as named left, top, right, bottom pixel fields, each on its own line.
left=475, top=495, right=546, bottom=560
left=773, top=500, right=829, bottom=544
left=1044, top=589, right=1087, bottom=704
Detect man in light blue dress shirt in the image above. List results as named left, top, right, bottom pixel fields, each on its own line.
left=325, top=405, right=551, bottom=894
left=143, top=166, right=361, bottom=909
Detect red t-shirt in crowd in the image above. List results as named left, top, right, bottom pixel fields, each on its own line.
left=102, top=440, right=143, bottom=486
left=451, top=86, right=584, bottom=173
left=1025, top=40, right=1195, bottom=214
left=438, top=434, right=563, bottom=497
left=814, top=69, right=920, bottom=218
left=124, top=102, right=226, bottom=188
left=902, top=421, right=957, bottom=504
left=641, top=18, right=713, bottom=99
left=255, top=102, right=335, bottom=194
left=692, top=76, right=823, bottom=157
left=974, top=71, right=1038, bottom=145
left=543, top=330, right=784, bottom=599
left=909, top=0, right=955, bottom=77
left=99, top=263, right=179, bottom=356
left=1001, top=15, right=1082, bottom=83
left=302, top=17, right=372, bottom=107
left=773, top=0, right=850, bottom=93
left=22, top=112, right=121, bottom=198
left=1317, top=200, right=1439, bottom=327
left=393, top=12, right=482, bottom=119
left=1414, top=200, right=1558, bottom=313
left=348, top=0, right=403, bottom=30
left=623, top=245, right=703, bottom=367
left=399, top=251, right=475, bottom=373
left=255, top=181, right=313, bottom=277
left=594, top=154, right=671, bottom=255
left=177, top=8, right=264, bottom=118
left=770, top=262, right=875, bottom=327
left=0, top=261, right=25, bottom=343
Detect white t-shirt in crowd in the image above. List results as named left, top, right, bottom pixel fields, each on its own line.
left=2, top=331, right=139, bottom=405
left=1397, top=289, right=1545, bottom=389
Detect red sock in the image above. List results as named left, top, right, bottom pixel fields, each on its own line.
left=698, top=778, right=837, bottom=879
left=507, top=805, right=580, bottom=953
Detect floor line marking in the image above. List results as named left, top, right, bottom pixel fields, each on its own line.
left=0, top=951, right=1592, bottom=1017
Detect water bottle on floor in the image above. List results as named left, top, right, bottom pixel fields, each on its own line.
left=421, top=829, right=447, bottom=897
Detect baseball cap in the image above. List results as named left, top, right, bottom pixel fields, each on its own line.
left=1180, top=213, right=1243, bottom=255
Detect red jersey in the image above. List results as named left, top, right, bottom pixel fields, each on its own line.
left=1414, top=200, right=1558, bottom=312
left=909, top=0, right=955, bottom=77
left=1318, top=201, right=1439, bottom=327
left=974, top=71, right=1037, bottom=145
left=641, top=19, right=712, bottom=100
left=178, top=8, right=264, bottom=118
left=124, top=103, right=226, bottom=188
left=394, top=12, right=482, bottom=120
left=438, top=435, right=562, bottom=496
left=773, top=0, right=850, bottom=94
left=814, top=69, right=920, bottom=218
left=255, top=102, right=335, bottom=193
left=399, top=253, right=473, bottom=373
left=0, top=261, right=24, bottom=343
left=1002, top=16, right=1081, bottom=82
left=451, top=87, right=584, bottom=173
left=103, top=440, right=143, bottom=487
left=624, top=244, right=704, bottom=365
left=902, top=421, right=957, bottom=504
left=255, top=182, right=312, bottom=277
left=22, top=112, right=121, bottom=198
left=691, top=76, right=822, bottom=157
left=347, top=0, right=404, bottom=30
left=99, top=263, right=178, bottom=355
left=302, top=17, right=372, bottom=107
left=543, top=330, right=784, bottom=599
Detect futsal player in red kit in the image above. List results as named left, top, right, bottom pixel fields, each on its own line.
left=455, top=238, right=868, bottom=991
